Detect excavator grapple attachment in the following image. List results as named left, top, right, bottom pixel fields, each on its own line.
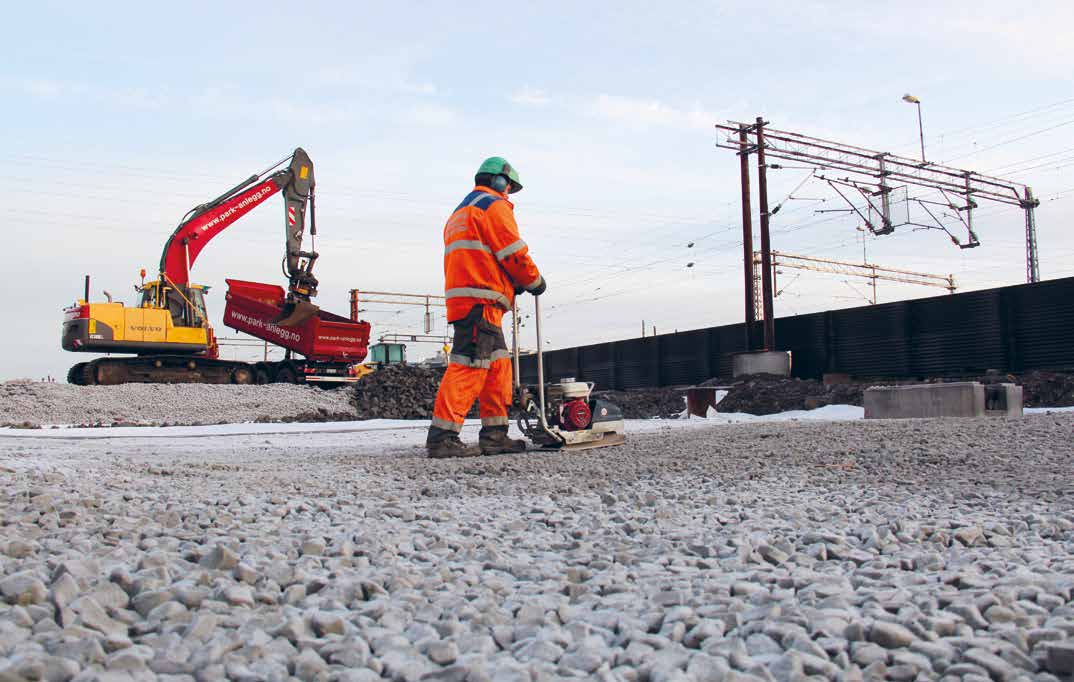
left=272, top=299, right=320, bottom=327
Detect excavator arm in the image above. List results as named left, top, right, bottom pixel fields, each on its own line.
left=158, top=148, right=319, bottom=324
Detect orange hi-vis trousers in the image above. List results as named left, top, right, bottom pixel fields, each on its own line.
left=431, top=305, right=512, bottom=432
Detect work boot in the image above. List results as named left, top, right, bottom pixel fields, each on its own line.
left=479, top=425, right=527, bottom=456
left=426, top=426, right=480, bottom=459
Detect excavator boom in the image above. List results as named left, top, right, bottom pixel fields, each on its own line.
left=159, top=176, right=281, bottom=286
left=157, top=149, right=319, bottom=324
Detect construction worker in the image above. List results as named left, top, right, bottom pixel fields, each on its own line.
left=427, top=157, right=545, bottom=458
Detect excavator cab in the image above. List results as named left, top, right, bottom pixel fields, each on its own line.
left=137, top=281, right=210, bottom=328
left=63, top=277, right=212, bottom=356
left=188, top=287, right=209, bottom=327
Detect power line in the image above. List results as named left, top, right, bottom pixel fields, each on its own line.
left=944, top=117, right=1074, bottom=162
left=889, top=97, right=1074, bottom=157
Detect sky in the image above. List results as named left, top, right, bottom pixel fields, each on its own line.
left=4, top=1, right=1074, bottom=380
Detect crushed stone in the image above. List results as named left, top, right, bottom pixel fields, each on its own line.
left=0, top=382, right=357, bottom=427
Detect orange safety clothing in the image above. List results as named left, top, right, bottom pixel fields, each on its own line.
left=442, top=185, right=543, bottom=324
left=431, top=305, right=513, bottom=432
left=432, top=185, right=542, bottom=433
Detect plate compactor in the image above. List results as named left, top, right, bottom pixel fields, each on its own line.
left=511, top=297, right=626, bottom=451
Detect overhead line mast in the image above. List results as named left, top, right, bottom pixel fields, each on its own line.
left=717, top=117, right=1044, bottom=351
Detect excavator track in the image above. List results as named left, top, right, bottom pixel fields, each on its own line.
left=66, top=362, right=92, bottom=386
left=67, top=356, right=258, bottom=386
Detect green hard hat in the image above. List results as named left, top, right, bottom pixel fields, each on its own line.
left=476, top=156, right=522, bottom=193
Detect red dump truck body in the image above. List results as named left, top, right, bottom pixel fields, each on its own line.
left=223, top=279, right=371, bottom=363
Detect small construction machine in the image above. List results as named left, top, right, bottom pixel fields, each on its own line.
left=62, top=149, right=371, bottom=385
left=512, top=297, right=626, bottom=450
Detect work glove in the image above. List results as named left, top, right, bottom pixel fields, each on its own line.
left=531, top=278, right=547, bottom=296
left=514, top=284, right=525, bottom=296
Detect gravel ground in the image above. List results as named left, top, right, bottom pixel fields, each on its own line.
left=2, top=414, right=1074, bottom=681
left=0, top=383, right=357, bottom=427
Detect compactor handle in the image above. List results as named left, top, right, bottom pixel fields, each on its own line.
left=533, top=296, right=548, bottom=428
left=511, top=300, right=521, bottom=389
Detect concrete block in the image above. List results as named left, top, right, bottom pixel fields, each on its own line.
left=864, top=382, right=1022, bottom=419
left=731, top=351, right=791, bottom=379
left=984, top=383, right=1023, bottom=417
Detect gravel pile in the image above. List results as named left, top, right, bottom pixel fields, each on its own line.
left=2, top=413, right=1073, bottom=680
left=351, top=366, right=683, bottom=420
left=350, top=365, right=466, bottom=421
left=0, top=383, right=357, bottom=428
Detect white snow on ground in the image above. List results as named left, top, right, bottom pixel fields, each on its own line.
left=0, top=407, right=861, bottom=443
left=1, top=404, right=1069, bottom=444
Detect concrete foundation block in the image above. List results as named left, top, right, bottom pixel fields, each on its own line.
left=732, top=351, right=791, bottom=379
left=984, top=383, right=1023, bottom=417
left=864, top=382, right=1023, bottom=419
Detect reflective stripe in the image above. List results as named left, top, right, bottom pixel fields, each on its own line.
left=445, top=240, right=492, bottom=256
left=445, top=287, right=509, bottom=309
left=431, top=416, right=463, bottom=432
left=494, top=239, right=527, bottom=261
left=449, top=350, right=510, bottom=368
left=450, top=354, right=491, bottom=369
left=524, top=275, right=545, bottom=292
left=481, top=416, right=510, bottom=426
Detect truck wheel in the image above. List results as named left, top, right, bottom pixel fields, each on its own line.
left=232, top=367, right=254, bottom=385
left=254, top=367, right=271, bottom=385
left=274, top=366, right=297, bottom=384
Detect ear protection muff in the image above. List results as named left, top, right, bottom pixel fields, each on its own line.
left=490, top=175, right=509, bottom=193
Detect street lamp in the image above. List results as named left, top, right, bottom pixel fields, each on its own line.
left=902, top=93, right=925, bottom=162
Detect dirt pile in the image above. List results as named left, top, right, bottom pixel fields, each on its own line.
left=997, top=370, right=1074, bottom=407
left=713, top=370, right=1074, bottom=415
left=716, top=375, right=864, bottom=416
left=350, top=365, right=686, bottom=420
left=350, top=364, right=1074, bottom=421
left=593, top=388, right=685, bottom=419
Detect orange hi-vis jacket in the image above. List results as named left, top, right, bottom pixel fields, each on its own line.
left=443, top=185, right=543, bottom=324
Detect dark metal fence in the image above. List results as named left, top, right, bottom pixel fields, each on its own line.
left=520, top=276, right=1074, bottom=387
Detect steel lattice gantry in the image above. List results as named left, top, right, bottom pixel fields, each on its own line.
left=716, top=117, right=1042, bottom=351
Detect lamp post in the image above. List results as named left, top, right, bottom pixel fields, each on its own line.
left=902, top=94, right=925, bottom=162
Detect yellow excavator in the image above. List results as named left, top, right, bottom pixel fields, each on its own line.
left=62, top=149, right=370, bottom=385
